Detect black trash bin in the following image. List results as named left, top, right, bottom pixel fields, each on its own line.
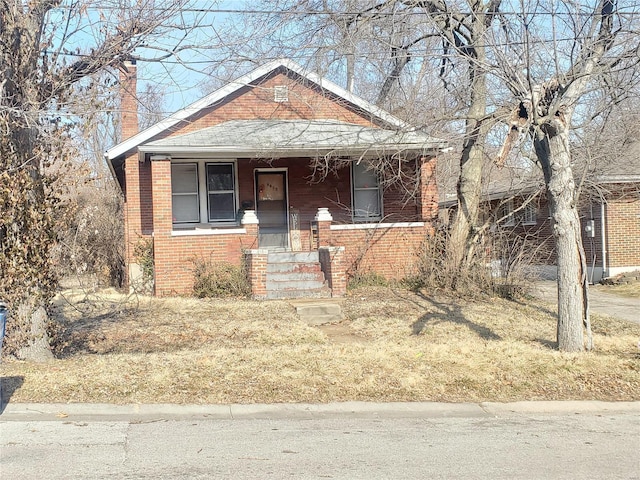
left=0, top=302, right=7, bottom=359
left=0, top=303, right=5, bottom=405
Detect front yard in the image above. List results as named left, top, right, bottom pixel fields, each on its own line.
left=1, top=286, right=639, bottom=404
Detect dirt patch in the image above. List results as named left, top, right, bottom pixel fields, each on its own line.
left=317, top=322, right=368, bottom=344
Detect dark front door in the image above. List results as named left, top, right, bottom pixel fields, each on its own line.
left=255, top=171, right=289, bottom=248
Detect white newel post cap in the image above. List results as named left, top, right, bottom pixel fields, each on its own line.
left=241, top=210, right=259, bottom=225
left=315, top=208, right=333, bottom=222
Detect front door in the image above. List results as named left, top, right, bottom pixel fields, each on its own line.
left=255, top=171, right=289, bottom=248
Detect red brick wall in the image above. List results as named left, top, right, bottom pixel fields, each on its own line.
left=153, top=231, right=259, bottom=296
left=318, top=247, right=347, bottom=296
left=329, top=224, right=431, bottom=279
left=244, top=249, right=267, bottom=299
left=420, top=157, right=439, bottom=221
left=605, top=190, right=640, bottom=269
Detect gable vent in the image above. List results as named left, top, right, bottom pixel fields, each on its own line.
left=274, top=85, right=289, bottom=102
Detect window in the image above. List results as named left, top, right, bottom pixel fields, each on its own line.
left=497, top=199, right=537, bottom=226
left=206, top=163, right=236, bottom=221
left=521, top=203, right=537, bottom=225
left=498, top=199, right=515, bottom=226
left=274, top=85, right=289, bottom=102
left=171, top=163, right=200, bottom=223
left=171, top=161, right=237, bottom=226
left=352, top=162, right=381, bottom=220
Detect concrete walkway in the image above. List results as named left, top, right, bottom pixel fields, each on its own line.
left=533, top=281, right=640, bottom=324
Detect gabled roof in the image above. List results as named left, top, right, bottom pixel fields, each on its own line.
left=106, top=58, right=426, bottom=161
left=439, top=163, right=544, bottom=207
left=591, top=141, right=640, bottom=183
left=142, top=119, right=445, bottom=157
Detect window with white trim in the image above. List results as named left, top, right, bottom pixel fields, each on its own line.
left=171, top=161, right=237, bottom=226
left=273, top=85, right=289, bottom=102
left=352, top=162, right=382, bottom=221
left=497, top=199, right=537, bottom=226
left=498, top=199, right=515, bottom=226
left=206, top=163, right=236, bottom=221
left=521, top=202, right=537, bottom=225
left=171, top=163, right=200, bottom=223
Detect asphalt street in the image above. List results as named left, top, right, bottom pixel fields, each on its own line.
left=1, top=402, right=639, bottom=479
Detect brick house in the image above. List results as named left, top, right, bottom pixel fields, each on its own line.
left=440, top=161, right=640, bottom=283
left=106, top=59, right=445, bottom=297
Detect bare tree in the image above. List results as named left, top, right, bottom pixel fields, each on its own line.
left=495, top=0, right=639, bottom=351
left=213, top=1, right=640, bottom=352
left=213, top=1, right=504, bottom=287
left=0, top=1, right=203, bottom=361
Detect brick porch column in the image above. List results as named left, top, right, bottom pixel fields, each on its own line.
left=315, top=207, right=333, bottom=247
left=124, top=152, right=142, bottom=288
left=244, top=249, right=268, bottom=299
left=318, top=246, right=347, bottom=297
left=151, top=156, right=173, bottom=235
left=151, top=156, right=172, bottom=295
left=419, top=156, right=438, bottom=222
left=241, top=209, right=259, bottom=250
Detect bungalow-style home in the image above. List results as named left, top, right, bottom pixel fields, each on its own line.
left=106, top=59, right=446, bottom=298
left=440, top=157, right=640, bottom=283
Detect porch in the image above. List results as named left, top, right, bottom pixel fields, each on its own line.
left=144, top=153, right=437, bottom=297
left=152, top=204, right=432, bottom=298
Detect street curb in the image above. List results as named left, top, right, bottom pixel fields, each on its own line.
left=480, top=400, right=640, bottom=414
left=1, top=401, right=638, bottom=421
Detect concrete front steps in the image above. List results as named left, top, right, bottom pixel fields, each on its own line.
left=266, top=251, right=331, bottom=300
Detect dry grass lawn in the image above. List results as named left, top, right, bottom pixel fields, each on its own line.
left=1, top=286, right=638, bottom=404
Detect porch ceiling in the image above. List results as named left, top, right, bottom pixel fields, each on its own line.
left=140, top=119, right=446, bottom=158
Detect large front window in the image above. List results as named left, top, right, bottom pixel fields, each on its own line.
left=352, top=162, right=382, bottom=220
left=171, top=163, right=200, bottom=223
left=171, top=161, right=237, bottom=226
left=206, top=164, right=236, bottom=221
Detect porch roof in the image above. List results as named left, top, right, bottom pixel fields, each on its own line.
left=140, top=119, right=446, bottom=158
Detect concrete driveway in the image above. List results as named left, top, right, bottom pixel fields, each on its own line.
left=533, top=281, right=639, bottom=324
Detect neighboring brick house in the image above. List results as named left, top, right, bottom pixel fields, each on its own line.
left=440, top=161, right=640, bottom=283
left=106, top=59, right=445, bottom=297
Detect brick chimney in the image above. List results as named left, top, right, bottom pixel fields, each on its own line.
left=119, top=59, right=138, bottom=140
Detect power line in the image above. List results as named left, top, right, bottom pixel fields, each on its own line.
left=51, top=6, right=640, bottom=16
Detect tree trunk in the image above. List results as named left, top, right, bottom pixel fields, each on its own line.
left=14, top=298, right=54, bottom=362
left=447, top=45, right=490, bottom=285
left=533, top=125, right=591, bottom=352
left=448, top=138, right=484, bottom=273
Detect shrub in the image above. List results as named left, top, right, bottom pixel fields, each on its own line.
left=193, top=260, right=250, bottom=298
left=55, top=182, right=125, bottom=289
left=412, top=226, right=544, bottom=299
left=132, top=238, right=154, bottom=293
left=347, top=271, right=389, bottom=290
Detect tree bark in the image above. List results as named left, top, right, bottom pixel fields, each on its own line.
left=15, top=299, right=54, bottom=362
left=446, top=31, right=491, bottom=283
left=533, top=123, right=590, bottom=352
